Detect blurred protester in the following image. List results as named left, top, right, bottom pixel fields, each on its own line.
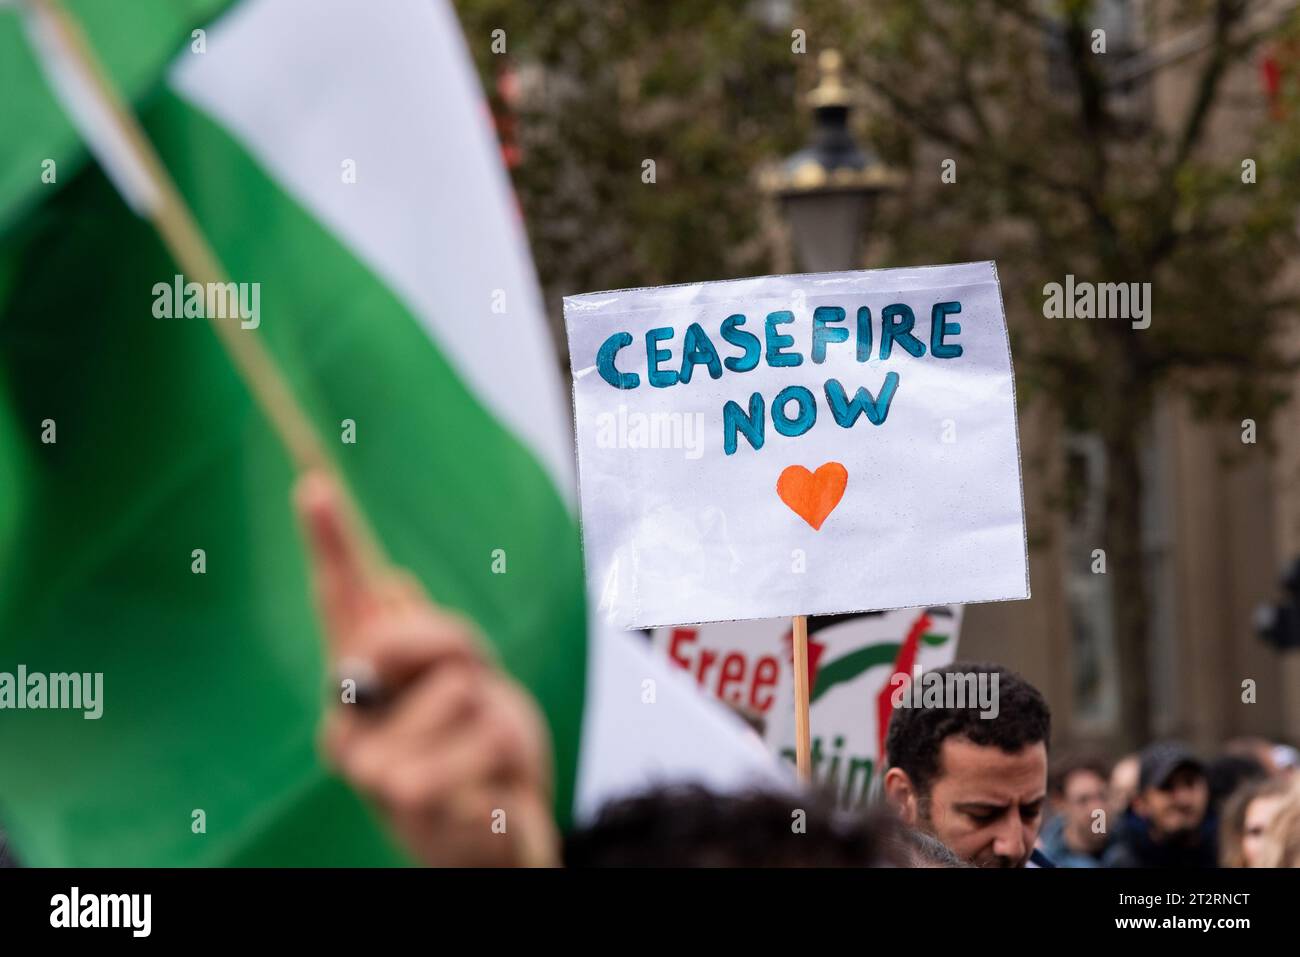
left=1222, top=736, right=1285, bottom=777
left=296, top=472, right=559, bottom=867
left=882, top=662, right=1053, bottom=868
left=1104, top=742, right=1216, bottom=868
left=1257, top=783, right=1300, bottom=868
left=1040, top=753, right=1113, bottom=867
left=0, top=827, right=17, bottom=867
left=564, top=785, right=921, bottom=867
left=1273, top=744, right=1300, bottom=778
left=1109, top=752, right=1140, bottom=818
left=1220, top=777, right=1293, bottom=867
left=1207, top=752, right=1268, bottom=816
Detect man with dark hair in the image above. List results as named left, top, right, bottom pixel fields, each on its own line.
left=1039, top=753, right=1113, bottom=866
left=1103, top=741, right=1217, bottom=868
left=882, top=661, right=1052, bottom=868
left=1206, top=752, right=1267, bottom=815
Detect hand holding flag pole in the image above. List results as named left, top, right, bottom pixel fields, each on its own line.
left=295, top=472, right=558, bottom=867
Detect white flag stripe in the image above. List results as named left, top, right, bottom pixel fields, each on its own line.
left=169, top=0, right=574, bottom=499
left=21, top=0, right=162, bottom=216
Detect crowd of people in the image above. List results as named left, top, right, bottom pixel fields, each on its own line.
left=566, top=669, right=1300, bottom=868
left=1042, top=736, right=1300, bottom=868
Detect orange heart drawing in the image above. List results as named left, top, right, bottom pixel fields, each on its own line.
left=777, top=462, right=848, bottom=531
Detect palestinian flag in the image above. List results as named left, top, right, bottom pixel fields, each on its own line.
left=0, top=0, right=775, bottom=866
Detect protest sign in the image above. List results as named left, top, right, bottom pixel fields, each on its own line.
left=564, top=262, right=1028, bottom=629
left=768, top=607, right=962, bottom=806
left=652, top=607, right=962, bottom=807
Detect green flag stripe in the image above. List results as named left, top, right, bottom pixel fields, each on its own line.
left=810, top=632, right=951, bottom=704
left=0, top=88, right=585, bottom=864
left=810, top=643, right=900, bottom=704
left=0, top=1, right=237, bottom=234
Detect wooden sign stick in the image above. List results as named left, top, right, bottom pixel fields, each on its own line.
left=792, top=614, right=812, bottom=783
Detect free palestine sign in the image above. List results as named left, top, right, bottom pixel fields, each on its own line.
left=651, top=607, right=963, bottom=807
left=564, top=262, right=1028, bottom=629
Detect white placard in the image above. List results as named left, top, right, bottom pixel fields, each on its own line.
left=565, top=262, right=1028, bottom=629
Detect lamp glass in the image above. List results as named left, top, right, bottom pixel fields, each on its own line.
left=782, top=190, right=870, bottom=273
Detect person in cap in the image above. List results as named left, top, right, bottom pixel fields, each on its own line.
left=1103, top=741, right=1217, bottom=868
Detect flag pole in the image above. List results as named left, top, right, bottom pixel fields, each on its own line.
left=23, top=0, right=388, bottom=579
left=792, top=614, right=812, bottom=783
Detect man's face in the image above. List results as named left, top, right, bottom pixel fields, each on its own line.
left=1135, top=766, right=1208, bottom=839
left=919, top=737, right=1048, bottom=867
left=1061, top=769, right=1109, bottom=851
left=1109, top=755, right=1139, bottom=817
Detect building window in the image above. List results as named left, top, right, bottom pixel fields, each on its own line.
left=1063, top=432, right=1120, bottom=732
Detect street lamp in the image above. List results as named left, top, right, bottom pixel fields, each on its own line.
left=764, top=50, right=902, bottom=272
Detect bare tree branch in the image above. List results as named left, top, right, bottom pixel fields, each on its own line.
left=1148, top=0, right=1259, bottom=263
left=857, top=69, right=1095, bottom=207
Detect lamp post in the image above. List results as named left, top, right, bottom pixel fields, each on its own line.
left=764, top=50, right=901, bottom=272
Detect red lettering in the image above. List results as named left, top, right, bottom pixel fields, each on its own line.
left=717, top=653, right=746, bottom=702
left=696, top=649, right=718, bottom=686
left=752, top=656, right=779, bottom=712
left=668, top=628, right=696, bottom=672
